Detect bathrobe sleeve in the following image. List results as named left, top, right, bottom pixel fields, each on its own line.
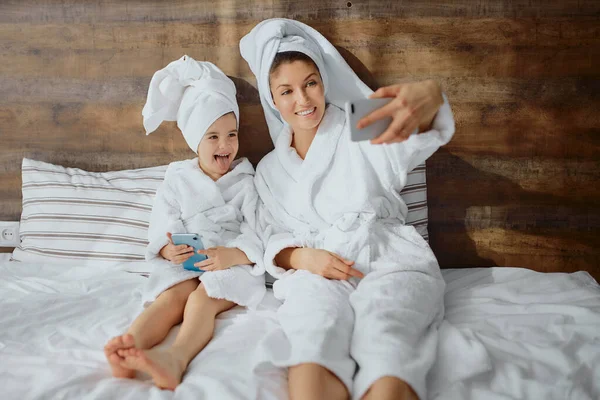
left=226, top=179, right=266, bottom=275
left=145, top=175, right=186, bottom=261
left=254, top=159, right=312, bottom=279
left=255, top=199, right=307, bottom=279
left=376, top=93, right=455, bottom=182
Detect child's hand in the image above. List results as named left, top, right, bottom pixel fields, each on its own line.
left=194, top=247, right=252, bottom=271
left=159, top=232, right=194, bottom=264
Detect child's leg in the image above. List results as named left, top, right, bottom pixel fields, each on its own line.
left=118, top=283, right=236, bottom=390
left=104, top=278, right=199, bottom=378
left=128, top=278, right=200, bottom=348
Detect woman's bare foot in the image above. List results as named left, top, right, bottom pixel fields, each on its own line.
left=104, top=334, right=136, bottom=378
left=119, top=347, right=186, bottom=390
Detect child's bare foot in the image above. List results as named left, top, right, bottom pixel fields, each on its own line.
left=119, top=348, right=186, bottom=390
left=104, top=334, right=136, bottom=378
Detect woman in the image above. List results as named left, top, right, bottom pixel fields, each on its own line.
left=240, top=19, right=455, bottom=400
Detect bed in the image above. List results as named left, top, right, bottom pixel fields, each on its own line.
left=1, top=1, right=599, bottom=399
left=2, top=252, right=598, bottom=400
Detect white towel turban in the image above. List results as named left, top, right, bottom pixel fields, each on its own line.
left=240, top=18, right=372, bottom=143
left=142, top=55, right=239, bottom=154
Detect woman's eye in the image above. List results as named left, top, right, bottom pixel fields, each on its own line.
left=281, top=90, right=291, bottom=96
left=307, top=81, right=316, bottom=87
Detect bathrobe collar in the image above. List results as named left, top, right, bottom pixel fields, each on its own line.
left=275, top=105, right=345, bottom=184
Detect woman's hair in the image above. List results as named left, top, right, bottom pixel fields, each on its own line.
left=269, top=51, right=319, bottom=78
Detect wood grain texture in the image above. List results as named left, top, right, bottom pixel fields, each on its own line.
left=0, top=0, right=598, bottom=279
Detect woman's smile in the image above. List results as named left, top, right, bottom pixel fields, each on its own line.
left=295, top=107, right=317, bottom=117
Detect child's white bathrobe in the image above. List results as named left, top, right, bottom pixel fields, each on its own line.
left=241, top=18, right=456, bottom=400
left=142, top=157, right=266, bottom=309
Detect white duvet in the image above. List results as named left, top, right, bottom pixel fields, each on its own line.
left=1, top=254, right=599, bottom=400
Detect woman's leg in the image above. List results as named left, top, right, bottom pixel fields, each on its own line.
left=104, top=278, right=199, bottom=378
left=118, top=283, right=236, bottom=390
left=289, top=363, right=349, bottom=400
left=273, top=270, right=356, bottom=400
left=362, top=376, right=418, bottom=400
left=350, top=266, right=445, bottom=400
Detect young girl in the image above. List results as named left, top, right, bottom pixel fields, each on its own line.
left=104, top=56, right=265, bottom=390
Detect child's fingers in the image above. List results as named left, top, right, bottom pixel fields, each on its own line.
left=174, top=245, right=192, bottom=254
left=173, top=252, right=193, bottom=264
left=195, top=259, right=214, bottom=269
left=197, top=249, right=215, bottom=258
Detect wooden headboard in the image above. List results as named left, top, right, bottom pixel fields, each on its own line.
left=1, top=1, right=598, bottom=279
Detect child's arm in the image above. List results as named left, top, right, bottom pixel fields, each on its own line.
left=159, top=232, right=195, bottom=264
left=146, top=178, right=191, bottom=264
left=193, top=246, right=251, bottom=271
left=223, top=180, right=265, bottom=272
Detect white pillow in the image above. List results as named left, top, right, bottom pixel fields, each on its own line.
left=402, top=162, right=429, bottom=242
left=12, top=158, right=167, bottom=266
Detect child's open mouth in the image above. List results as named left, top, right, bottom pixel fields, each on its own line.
left=214, top=153, right=231, bottom=169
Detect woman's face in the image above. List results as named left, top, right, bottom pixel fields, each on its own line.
left=197, top=112, right=239, bottom=180
left=270, top=60, right=326, bottom=135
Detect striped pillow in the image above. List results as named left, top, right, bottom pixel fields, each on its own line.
left=401, top=162, right=429, bottom=241
left=12, top=158, right=167, bottom=267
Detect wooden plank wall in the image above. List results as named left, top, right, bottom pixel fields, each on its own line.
left=0, top=1, right=598, bottom=278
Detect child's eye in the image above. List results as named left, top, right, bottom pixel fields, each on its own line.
left=208, top=135, right=218, bottom=140
left=228, top=132, right=237, bottom=137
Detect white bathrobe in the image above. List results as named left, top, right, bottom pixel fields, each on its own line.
left=253, top=101, right=455, bottom=399
left=142, top=157, right=266, bottom=309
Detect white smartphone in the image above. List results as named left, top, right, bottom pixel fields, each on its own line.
left=345, top=97, right=393, bottom=142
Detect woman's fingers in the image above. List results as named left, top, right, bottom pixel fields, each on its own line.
left=371, top=108, right=415, bottom=145
left=324, top=266, right=348, bottom=281
left=356, top=98, right=399, bottom=129
left=327, top=252, right=364, bottom=279
left=330, top=252, right=355, bottom=266
left=335, top=262, right=364, bottom=279
left=166, top=232, right=173, bottom=244
left=369, top=84, right=402, bottom=99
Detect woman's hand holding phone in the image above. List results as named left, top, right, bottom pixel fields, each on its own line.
left=357, top=80, right=444, bottom=145
left=159, top=232, right=194, bottom=264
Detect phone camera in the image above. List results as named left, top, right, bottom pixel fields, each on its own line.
left=351, top=104, right=355, bottom=113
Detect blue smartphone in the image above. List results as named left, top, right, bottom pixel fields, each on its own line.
left=170, top=233, right=208, bottom=272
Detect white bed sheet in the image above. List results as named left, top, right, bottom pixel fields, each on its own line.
left=0, top=256, right=286, bottom=400
left=0, top=254, right=599, bottom=400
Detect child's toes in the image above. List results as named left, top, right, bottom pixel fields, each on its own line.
left=122, top=334, right=136, bottom=347
left=119, top=348, right=137, bottom=357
